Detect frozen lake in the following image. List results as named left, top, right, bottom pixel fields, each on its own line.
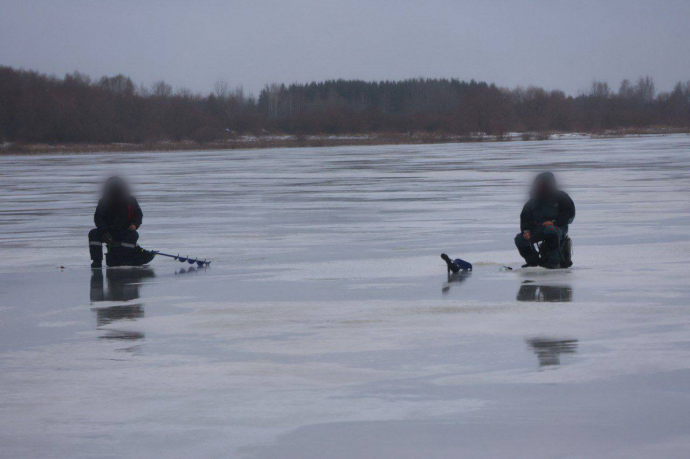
left=1, top=135, right=690, bottom=458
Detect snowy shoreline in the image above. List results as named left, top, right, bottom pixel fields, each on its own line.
left=2, top=128, right=689, bottom=155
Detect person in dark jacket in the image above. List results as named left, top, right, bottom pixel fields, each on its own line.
left=88, top=177, right=149, bottom=268
left=514, top=172, right=575, bottom=269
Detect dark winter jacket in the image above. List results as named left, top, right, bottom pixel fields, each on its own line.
left=94, top=197, right=143, bottom=235
left=520, top=190, right=575, bottom=232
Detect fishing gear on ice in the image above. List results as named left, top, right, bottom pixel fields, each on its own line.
left=101, top=242, right=211, bottom=268
left=441, top=253, right=472, bottom=274
left=150, top=250, right=211, bottom=268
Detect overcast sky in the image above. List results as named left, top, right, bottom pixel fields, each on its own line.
left=1, top=0, right=689, bottom=96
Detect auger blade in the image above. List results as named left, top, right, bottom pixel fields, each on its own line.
left=151, top=250, right=210, bottom=267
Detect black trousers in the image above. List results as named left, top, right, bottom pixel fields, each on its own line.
left=88, top=228, right=139, bottom=261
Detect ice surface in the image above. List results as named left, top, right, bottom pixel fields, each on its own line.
left=1, top=135, right=690, bottom=458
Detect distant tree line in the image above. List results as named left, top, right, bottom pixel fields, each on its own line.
left=1, top=65, right=689, bottom=144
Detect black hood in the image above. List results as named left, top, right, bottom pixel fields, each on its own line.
left=102, top=176, right=130, bottom=202
left=531, top=172, right=557, bottom=198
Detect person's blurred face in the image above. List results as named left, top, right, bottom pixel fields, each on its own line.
left=103, top=178, right=129, bottom=202
left=535, top=182, right=551, bottom=197
left=532, top=176, right=555, bottom=198
left=109, top=188, right=126, bottom=202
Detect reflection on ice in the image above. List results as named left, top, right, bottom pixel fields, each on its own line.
left=526, top=337, right=579, bottom=367
left=175, top=266, right=206, bottom=275
left=442, top=271, right=471, bottom=294
left=93, top=304, right=144, bottom=327
left=89, top=267, right=156, bottom=303
left=516, top=281, right=573, bottom=302
left=89, top=268, right=154, bottom=344
left=98, top=330, right=146, bottom=341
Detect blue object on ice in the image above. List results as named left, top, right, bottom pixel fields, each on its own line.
left=453, top=258, right=473, bottom=271
left=441, top=253, right=472, bottom=273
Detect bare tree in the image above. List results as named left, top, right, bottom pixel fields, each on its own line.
left=136, top=83, right=151, bottom=97
left=176, top=87, right=194, bottom=99
left=151, top=80, right=172, bottom=98
left=64, top=71, right=91, bottom=86
left=98, top=74, right=135, bottom=95
left=618, top=79, right=635, bottom=99
left=265, top=83, right=283, bottom=118
left=589, top=80, right=611, bottom=98
left=231, top=85, right=245, bottom=104
left=214, top=79, right=230, bottom=100
left=635, top=76, right=655, bottom=103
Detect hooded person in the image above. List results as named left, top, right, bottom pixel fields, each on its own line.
left=514, top=172, right=575, bottom=269
left=88, top=177, right=154, bottom=268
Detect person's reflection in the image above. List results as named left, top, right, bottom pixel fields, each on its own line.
left=516, top=281, right=573, bottom=302
left=526, top=338, right=578, bottom=367
left=90, top=268, right=155, bottom=344
left=442, top=271, right=471, bottom=294
left=90, top=268, right=155, bottom=303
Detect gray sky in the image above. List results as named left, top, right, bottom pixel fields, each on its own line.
left=1, top=0, right=689, bottom=96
